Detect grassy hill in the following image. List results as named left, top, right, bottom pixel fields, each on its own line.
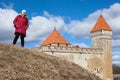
left=0, top=43, right=101, bottom=80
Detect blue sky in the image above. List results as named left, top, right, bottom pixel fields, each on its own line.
left=0, top=0, right=119, bottom=19
left=0, top=0, right=120, bottom=66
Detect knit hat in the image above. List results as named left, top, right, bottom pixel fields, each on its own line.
left=22, top=9, right=26, bottom=14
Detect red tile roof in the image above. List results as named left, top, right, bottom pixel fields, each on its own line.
left=41, top=29, right=70, bottom=46
left=90, top=15, right=112, bottom=33
left=72, top=45, right=79, bottom=48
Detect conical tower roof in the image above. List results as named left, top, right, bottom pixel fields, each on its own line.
left=41, top=29, right=70, bottom=46
left=90, top=15, right=112, bottom=33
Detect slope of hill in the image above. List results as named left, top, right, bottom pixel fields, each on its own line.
left=0, top=43, right=101, bottom=80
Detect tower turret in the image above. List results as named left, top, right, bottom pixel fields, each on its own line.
left=90, top=15, right=113, bottom=80
left=90, top=15, right=112, bottom=48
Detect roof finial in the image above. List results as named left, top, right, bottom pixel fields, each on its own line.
left=100, top=9, right=103, bottom=16
left=54, top=26, right=56, bottom=31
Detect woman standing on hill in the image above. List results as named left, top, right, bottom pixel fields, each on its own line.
left=13, top=9, right=29, bottom=47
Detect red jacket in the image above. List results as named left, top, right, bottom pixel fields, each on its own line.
left=13, top=15, right=29, bottom=36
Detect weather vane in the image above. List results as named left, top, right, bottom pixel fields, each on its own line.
left=54, top=26, right=56, bottom=30
left=100, top=9, right=103, bottom=15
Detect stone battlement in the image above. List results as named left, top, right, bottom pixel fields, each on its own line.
left=38, top=46, right=103, bottom=54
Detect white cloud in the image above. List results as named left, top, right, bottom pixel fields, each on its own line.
left=67, top=20, right=93, bottom=39
left=112, top=51, right=120, bottom=65
left=66, top=3, right=120, bottom=51
left=113, top=55, right=120, bottom=60
left=0, top=3, right=120, bottom=44
left=72, top=42, right=90, bottom=48
left=113, top=61, right=120, bottom=65
left=0, top=8, right=18, bottom=43
left=1, top=2, right=14, bottom=9
left=79, top=43, right=90, bottom=48
left=112, top=40, right=120, bottom=49
left=0, top=9, right=67, bottom=44
left=26, top=11, right=67, bottom=42
left=1, top=3, right=120, bottom=45
left=67, top=3, right=120, bottom=39
left=103, top=3, right=120, bottom=39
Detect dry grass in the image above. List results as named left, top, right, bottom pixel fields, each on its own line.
left=0, top=43, right=101, bottom=80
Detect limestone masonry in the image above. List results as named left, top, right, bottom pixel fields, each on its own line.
left=36, top=15, right=113, bottom=80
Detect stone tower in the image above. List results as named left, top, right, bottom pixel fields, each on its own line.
left=90, top=15, right=113, bottom=80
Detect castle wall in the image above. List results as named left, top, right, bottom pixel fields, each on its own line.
left=90, top=30, right=112, bottom=48
left=91, top=30, right=113, bottom=80
left=37, top=46, right=105, bottom=79
left=101, top=38, right=113, bottom=80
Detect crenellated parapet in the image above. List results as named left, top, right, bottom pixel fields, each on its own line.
left=39, top=46, right=103, bottom=55
left=36, top=45, right=105, bottom=79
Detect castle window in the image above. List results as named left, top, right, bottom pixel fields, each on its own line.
left=96, top=68, right=98, bottom=72
left=57, top=43, right=59, bottom=47
left=94, top=67, right=99, bottom=73
left=85, top=58, right=87, bottom=60
left=87, top=65, right=89, bottom=67
left=66, top=44, right=68, bottom=46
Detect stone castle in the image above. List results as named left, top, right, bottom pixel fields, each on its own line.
left=36, top=15, right=113, bottom=80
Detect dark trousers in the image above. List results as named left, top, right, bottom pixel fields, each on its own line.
left=13, top=32, right=25, bottom=47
